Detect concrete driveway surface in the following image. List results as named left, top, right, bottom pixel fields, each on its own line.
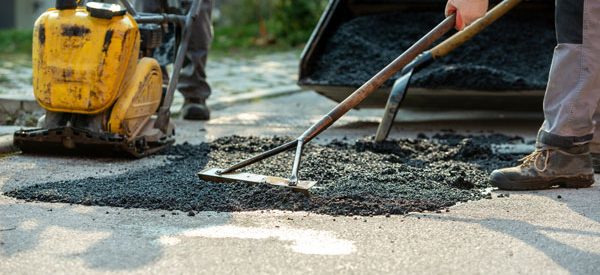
left=1, top=92, right=599, bottom=274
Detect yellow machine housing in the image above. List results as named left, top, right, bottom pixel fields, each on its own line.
left=108, top=58, right=163, bottom=136
left=32, top=6, right=163, bottom=137
left=33, top=7, right=141, bottom=115
left=15, top=1, right=178, bottom=158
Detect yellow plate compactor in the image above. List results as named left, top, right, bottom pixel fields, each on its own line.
left=14, top=0, right=202, bottom=157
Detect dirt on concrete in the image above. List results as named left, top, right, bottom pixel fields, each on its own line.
left=304, top=12, right=555, bottom=90
left=6, top=134, right=526, bottom=216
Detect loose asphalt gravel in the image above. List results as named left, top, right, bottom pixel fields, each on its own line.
left=6, top=134, right=526, bottom=216
left=304, top=11, right=555, bottom=90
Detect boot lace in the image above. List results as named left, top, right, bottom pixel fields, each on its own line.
left=519, top=150, right=551, bottom=172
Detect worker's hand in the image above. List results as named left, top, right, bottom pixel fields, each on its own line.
left=445, top=0, right=489, bottom=30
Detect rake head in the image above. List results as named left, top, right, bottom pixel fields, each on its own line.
left=198, top=168, right=317, bottom=192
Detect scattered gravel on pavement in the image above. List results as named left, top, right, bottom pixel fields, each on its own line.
left=6, top=134, right=526, bottom=216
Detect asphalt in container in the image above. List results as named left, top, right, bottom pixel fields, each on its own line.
left=6, top=134, right=527, bottom=216
left=305, top=12, right=555, bottom=90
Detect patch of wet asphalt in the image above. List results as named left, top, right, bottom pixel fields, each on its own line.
left=305, top=12, right=555, bottom=90
left=6, top=134, right=526, bottom=216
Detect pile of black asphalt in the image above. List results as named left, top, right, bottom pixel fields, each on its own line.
left=6, top=134, right=526, bottom=216
left=304, top=11, right=555, bottom=91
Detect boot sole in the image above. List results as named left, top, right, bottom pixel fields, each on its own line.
left=492, top=175, right=595, bottom=191
left=591, top=154, right=600, bottom=174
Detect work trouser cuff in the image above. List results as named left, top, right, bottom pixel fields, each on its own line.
left=537, top=130, right=593, bottom=149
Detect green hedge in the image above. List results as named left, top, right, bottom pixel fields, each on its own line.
left=0, top=30, right=33, bottom=55
left=271, top=0, right=328, bottom=46
left=215, top=0, right=328, bottom=50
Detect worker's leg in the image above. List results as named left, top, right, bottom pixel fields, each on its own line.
left=490, top=0, right=599, bottom=190
left=538, top=0, right=600, bottom=148
left=178, top=0, right=213, bottom=120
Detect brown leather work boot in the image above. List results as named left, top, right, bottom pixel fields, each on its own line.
left=181, top=99, right=210, bottom=121
left=490, top=146, right=595, bottom=190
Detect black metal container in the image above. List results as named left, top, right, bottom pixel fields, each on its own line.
left=298, top=0, right=554, bottom=111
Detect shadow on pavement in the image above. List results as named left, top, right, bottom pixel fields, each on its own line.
left=549, top=185, right=600, bottom=224
left=428, top=185, right=600, bottom=274
left=444, top=216, right=599, bottom=274
left=0, top=203, right=231, bottom=271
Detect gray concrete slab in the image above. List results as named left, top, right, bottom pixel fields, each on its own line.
left=1, top=92, right=598, bottom=274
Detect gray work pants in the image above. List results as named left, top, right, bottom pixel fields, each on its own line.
left=538, top=0, right=600, bottom=150
left=138, top=0, right=213, bottom=102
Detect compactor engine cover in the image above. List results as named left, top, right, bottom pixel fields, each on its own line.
left=15, top=1, right=173, bottom=158
left=33, top=5, right=140, bottom=114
